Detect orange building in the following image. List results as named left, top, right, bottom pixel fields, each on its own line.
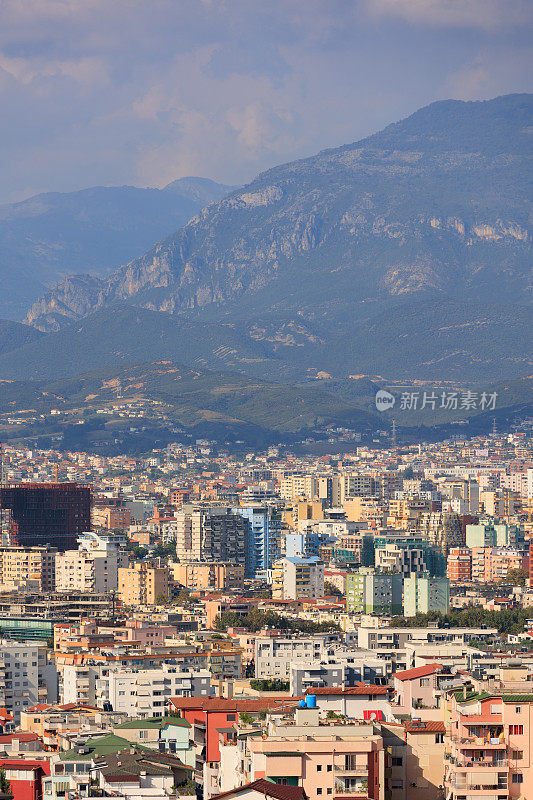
left=92, top=506, right=131, bottom=530
left=447, top=547, right=472, bottom=582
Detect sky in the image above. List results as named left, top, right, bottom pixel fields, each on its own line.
left=0, top=0, right=532, bottom=203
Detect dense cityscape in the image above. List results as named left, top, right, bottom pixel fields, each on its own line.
left=0, top=425, right=530, bottom=799
left=1, top=3, right=531, bottom=800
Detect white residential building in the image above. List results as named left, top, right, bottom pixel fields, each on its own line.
left=0, top=640, right=57, bottom=720
left=105, top=665, right=213, bottom=717
left=55, top=547, right=128, bottom=593
left=271, top=556, right=324, bottom=600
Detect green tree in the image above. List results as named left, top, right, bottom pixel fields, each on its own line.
left=0, top=768, right=11, bottom=796
left=324, top=581, right=343, bottom=597
left=503, top=568, right=528, bottom=587
left=250, top=679, right=290, bottom=692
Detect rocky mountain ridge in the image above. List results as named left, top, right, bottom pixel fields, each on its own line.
left=26, top=94, right=532, bottom=333
left=0, top=177, right=235, bottom=320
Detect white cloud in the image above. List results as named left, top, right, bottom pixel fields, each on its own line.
left=367, top=0, right=533, bottom=31
left=0, top=0, right=530, bottom=201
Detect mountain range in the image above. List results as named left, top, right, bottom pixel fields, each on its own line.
left=25, top=94, right=532, bottom=337
left=0, top=177, right=235, bottom=319
left=0, top=94, right=531, bottom=447
left=0, top=302, right=531, bottom=384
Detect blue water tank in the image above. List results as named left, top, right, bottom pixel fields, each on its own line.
left=306, top=694, right=317, bottom=708
left=299, top=699, right=306, bottom=708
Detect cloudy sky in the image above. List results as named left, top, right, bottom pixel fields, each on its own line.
left=1, top=0, right=531, bottom=203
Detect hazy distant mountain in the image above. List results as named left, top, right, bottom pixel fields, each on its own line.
left=0, top=177, right=235, bottom=319
left=0, top=300, right=531, bottom=385
left=26, top=94, right=532, bottom=335
left=0, top=319, right=42, bottom=356
left=0, top=306, right=274, bottom=381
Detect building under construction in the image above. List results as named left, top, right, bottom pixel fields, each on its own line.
left=0, top=483, right=91, bottom=551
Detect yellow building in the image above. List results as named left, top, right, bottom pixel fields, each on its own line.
left=171, top=561, right=244, bottom=590
left=0, top=546, right=56, bottom=592
left=118, top=561, right=169, bottom=606
left=282, top=499, right=323, bottom=530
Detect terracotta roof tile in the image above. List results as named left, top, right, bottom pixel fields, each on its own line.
left=393, top=663, right=443, bottom=681
left=404, top=720, right=445, bottom=734
left=307, top=683, right=389, bottom=696
left=169, top=697, right=299, bottom=712
left=212, top=778, right=307, bottom=800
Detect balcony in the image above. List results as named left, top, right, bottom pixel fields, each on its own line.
left=445, top=775, right=508, bottom=792
left=335, top=767, right=368, bottom=776
left=448, top=756, right=508, bottom=768
left=451, top=736, right=505, bottom=749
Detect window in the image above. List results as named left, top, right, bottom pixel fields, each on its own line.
left=515, top=706, right=521, bottom=713
left=327, top=765, right=332, bottom=772
left=435, top=734, right=444, bottom=744
left=317, top=790, right=322, bottom=796
left=420, top=678, right=430, bottom=687
left=139, top=730, right=147, bottom=739
left=509, top=725, right=524, bottom=735
left=317, top=765, right=322, bottom=772
left=512, top=774, right=523, bottom=784
left=392, top=757, right=403, bottom=767
left=512, top=751, right=523, bottom=760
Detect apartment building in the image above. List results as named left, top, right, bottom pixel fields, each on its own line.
left=403, top=573, right=450, bottom=617
left=466, top=520, right=512, bottom=548
left=280, top=472, right=318, bottom=500
left=172, top=561, right=244, bottom=590
left=346, top=569, right=403, bottom=615
left=481, top=489, right=522, bottom=517
left=357, top=626, right=497, bottom=652
left=441, top=479, right=480, bottom=515
left=106, top=665, right=213, bottom=717
left=0, top=546, right=56, bottom=592
left=231, top=505, right=274, bottom=576
left=0, top=640, right=58, bottom=721
left=245, top=704, right=385, bottom=800
left=374, top=542, right=427, bottom=576
left=403, top=719, right=446, bottom=800
left=254, top=633, right=341, bottom=680
left=392, top=663, right=444, bottom=718
left=271, top=555, right=324, bottom=600
left=118, top=561, right=170, bottom=605
left=169, top=696, right=298, bottom=799
left=445, top=690, right=533, bottom=799
left=447, top=547, right=472, bottom=582
left=286, top=527, right=337, bottom=559
left=175, top=506, right=250, bottom=574
left=484, top=548, right=529, bottom=582
left=290, top=653, right=389, bottom=695
left=55, top=548, right=127, bottom=593
left=91, top=505, right=132, bottom=530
